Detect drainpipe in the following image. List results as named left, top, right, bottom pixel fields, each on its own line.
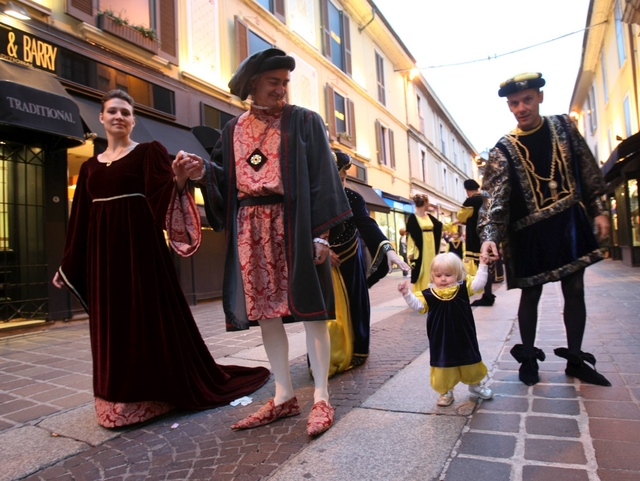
left=358, top=6, right=376, bottom=33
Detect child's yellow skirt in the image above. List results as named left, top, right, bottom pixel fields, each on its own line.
left=430, top=362, right=488, bottom=394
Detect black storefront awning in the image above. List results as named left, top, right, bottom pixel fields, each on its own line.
left=0, top=61, right=84, bottom=149
left=346, top=180, right=390, bottom=213
left=71, top=94, right=209, bottom=159
left=602, top=130, right=640, bottom=182
left=137, top=116, right=209, bottom=159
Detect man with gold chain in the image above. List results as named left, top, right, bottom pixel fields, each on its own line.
left=479, top=73, right=611, bottom=387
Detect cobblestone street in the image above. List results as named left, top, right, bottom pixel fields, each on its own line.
left=1, top=260, right=639, bottom=480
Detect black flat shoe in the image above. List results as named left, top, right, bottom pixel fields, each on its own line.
left=471, top=295, right=495, bottom=307
left=511, top=344, right=546, bottom=386
left=554, top=348, right=611, bottom=387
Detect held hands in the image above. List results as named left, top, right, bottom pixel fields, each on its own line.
left=386, top=250, right=411, bottom=274
left=479, top=252, right=490, bottom=265
left=398, top=280, right=410, bottom=296
left=480, top=241, right=500, bottom=262
left=313, top=234, right=331, bottom=265
left=172, top=151, right=205, bottom=192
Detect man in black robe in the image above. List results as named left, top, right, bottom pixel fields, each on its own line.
left=479, top=72, right=610, bottom=387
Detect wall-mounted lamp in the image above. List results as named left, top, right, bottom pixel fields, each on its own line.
left=569, top=111, right=580, bottom=121
left=3, top=1, right=31, bottom=20
left=395, top=67, right=420, bottom=80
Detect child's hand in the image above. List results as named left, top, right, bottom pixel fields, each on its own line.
left=479, top=253, right=490, bottom=265
left=398, top=281, right=410, bottom=296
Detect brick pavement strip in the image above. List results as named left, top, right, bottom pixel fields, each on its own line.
left=441, top=261, right=640, bottom=481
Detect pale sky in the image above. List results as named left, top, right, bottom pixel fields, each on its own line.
left=374, top=0, right=591, bottom=153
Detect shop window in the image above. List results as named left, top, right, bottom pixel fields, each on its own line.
left=254, top=0, right=285, bottom=23
left=65, top=0, right=177, bottom=62
left=320, top=0, right=352, bottom=76
left=0, top=143, right=48, bottom=321
left=375, top=51, right=385, bottom=106
left=375, top=120, right=395, bottom=169
left=588, top=85, right=597, bottom=133
left=624, top=95, right=632, bottom=138
left=235, top=16, right=275, bottom=67
left=615, top=0, right=627, bottom=68
left=202, top=104, right=234, bottom=130
left=326, top=84, right=356, bottom=148
left=57, top=49, right=175, bottom=115
left=601, top=51, right=608, bottom=103
left=630, top=179, right=639, bottom=246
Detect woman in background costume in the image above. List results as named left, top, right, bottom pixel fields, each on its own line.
left=327, top=151, right=409, bottom=375
left=406, top=194, right=445, bottom=293
left=54, top=90, right=269, bottom=428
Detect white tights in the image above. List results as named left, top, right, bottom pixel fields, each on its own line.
left=258, top=318, right=330, bottom=405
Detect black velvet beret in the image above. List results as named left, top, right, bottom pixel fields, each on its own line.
left=333, top=149, right=352, bottom=171
left=463, top=179, right=480, bottom=190
left=498, top=72, right=545, bottom=97
left=228, top=48, right=296, bottom=100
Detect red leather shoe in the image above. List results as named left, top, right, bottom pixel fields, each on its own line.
left=306, top=400, right=334, bottom=436
left=231, top=396, right=300, bottom=430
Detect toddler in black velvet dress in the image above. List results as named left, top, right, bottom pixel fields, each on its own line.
left=399, top=252, right=494, bottom=406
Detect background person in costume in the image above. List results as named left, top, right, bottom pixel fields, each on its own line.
left=398, top=253, right=493, bottom=407
left=446, top=230, right=464, bottom=259
left=406, top=194, right=444, bottom=293
left=326, top=150, right=410, bottom=376
left=479, top=72, right=611, bottom=387
left=53, top=90, right=269, bottom=428
left=398, top=228, right=410, bottom=277
left=456, top=179, right=495, bottom=306
left=186, top=49, right=352, bottom=436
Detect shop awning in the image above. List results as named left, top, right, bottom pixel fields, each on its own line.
left=136, top=116, right=209, bottom=159
left=380, top=191, right=414, bottom=213
left=71, top=94, right=209, bottom=158
left=346, top=180, right=390, bottom=213
left=602, top=130, right=640, bottom=182
left=0, top=60, right=84, bottom=149
left=192, top=125, right=221, bottom=156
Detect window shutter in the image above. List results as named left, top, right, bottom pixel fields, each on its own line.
left=274, top=0, right=286, bottom=23
left=326, top=84, right=337, bottom=141
left=389, top=128, right=396, bottom=169
left=375, top=120, right=383, bottom=164
left=320, top=0, right=331, bottom=61
left=66, top=0, right=94, bottom=24
left=235, top=16, right=249, bottom=67
left=159, top=0, right=178, bottom=62
left=344, top=98, right=356, bottom=148
left=342, top=14, right=352, bottom=77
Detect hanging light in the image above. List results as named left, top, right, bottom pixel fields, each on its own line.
left=3, top=2, right=31, bottom=21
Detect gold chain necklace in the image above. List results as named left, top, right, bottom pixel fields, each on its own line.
left=101, top=142, right=136, bottom=167
left=506, top=120, right=562, bottom=198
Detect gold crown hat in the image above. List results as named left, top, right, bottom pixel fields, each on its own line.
left=498, top=72, right=545, bottom=97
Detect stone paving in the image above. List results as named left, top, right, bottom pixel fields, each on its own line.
left=444, top=260, right=640, bottom=481
left=0, top=260, right=638, bottom=480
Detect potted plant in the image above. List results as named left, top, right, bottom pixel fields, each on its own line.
left=97, top=10, right=159, bottom=54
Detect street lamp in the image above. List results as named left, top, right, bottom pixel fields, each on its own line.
left=3, top=2, right=31, bottom=20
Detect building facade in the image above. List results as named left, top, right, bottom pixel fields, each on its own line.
left=570, top=0, right=640, bottom=266
left=0, top=0, right=478, bottom=327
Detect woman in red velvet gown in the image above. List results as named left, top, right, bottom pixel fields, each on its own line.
left=53, top=90, right=269, bottom=428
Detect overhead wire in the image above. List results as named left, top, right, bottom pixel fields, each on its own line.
left=420, top=20, right=608, bottom=70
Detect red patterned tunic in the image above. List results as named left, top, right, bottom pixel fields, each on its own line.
left=234, top=107, right=290, bottom=320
